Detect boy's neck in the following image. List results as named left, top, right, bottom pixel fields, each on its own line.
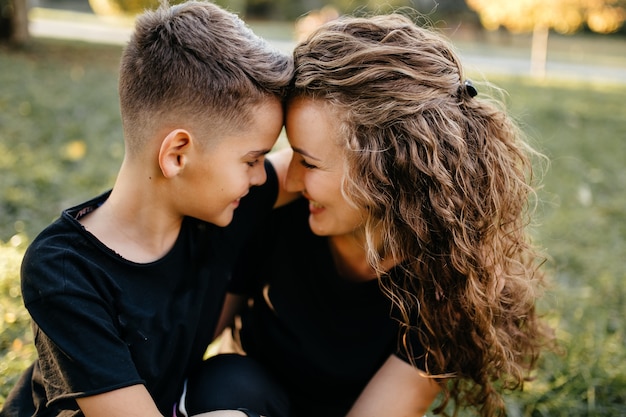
left=79, top=161, right=183, bottom=264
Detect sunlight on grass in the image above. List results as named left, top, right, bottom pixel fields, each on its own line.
left=494, top=76, right=626, bottom=417
left=0, top=241, right=35, bottom=404
left=0, top=39, right=123, bottom=241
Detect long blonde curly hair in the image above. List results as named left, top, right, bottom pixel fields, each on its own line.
left=291, top=14, right=552, bottom=416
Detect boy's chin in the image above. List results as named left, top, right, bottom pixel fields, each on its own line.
left=208, top=210, right=235, bottom=227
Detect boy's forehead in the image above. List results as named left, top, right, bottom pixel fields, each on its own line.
left=192, top=97, right=283, bottom=151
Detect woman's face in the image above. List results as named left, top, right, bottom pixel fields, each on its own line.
left=285, top=98, right=365, bottom=237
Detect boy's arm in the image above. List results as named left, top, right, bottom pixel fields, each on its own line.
left=77, top=385, right=253, bottom=417
left=266, top=147, right=300, bottom=208
left=346, top=355, right=441, bottom=417
left=76, top=385, right=162, bottom=417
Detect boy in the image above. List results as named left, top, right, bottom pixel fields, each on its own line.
left=0, top=2, right=293, bottom=417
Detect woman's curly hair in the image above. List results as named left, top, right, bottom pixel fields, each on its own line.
left=291, top=14, right=552, bottom=416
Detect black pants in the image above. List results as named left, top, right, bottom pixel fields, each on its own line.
left=184, top=354, right=290, bottom=417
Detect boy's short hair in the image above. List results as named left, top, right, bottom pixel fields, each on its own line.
left=119, top=0, right=293, bottom=154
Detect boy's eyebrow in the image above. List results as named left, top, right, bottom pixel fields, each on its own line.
left=291, top=146, right=321, bottom=161
left=247, top=149, right=272, bottom=158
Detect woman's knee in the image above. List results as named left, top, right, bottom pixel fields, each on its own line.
left=184, top=354, right=290, bottom=417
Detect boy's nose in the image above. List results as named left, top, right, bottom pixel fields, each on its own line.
left=250, top=163, right=267, bottom=186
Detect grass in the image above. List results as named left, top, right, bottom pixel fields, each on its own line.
left=0, top=39, right=123, bottom=241
left=495, top=78, right=626, bottom=416
left=1, top=31, right=626, bottom=415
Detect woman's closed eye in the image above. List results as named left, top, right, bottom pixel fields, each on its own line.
left=299, top=158, right=317, bottom=169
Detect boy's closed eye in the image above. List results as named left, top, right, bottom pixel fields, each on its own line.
left=246, top=158, right=261, bottom=167
left=244, top=149, right=270, bottom=168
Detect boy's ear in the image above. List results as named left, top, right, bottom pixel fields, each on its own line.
left=158, top=129, right=193, bottom=178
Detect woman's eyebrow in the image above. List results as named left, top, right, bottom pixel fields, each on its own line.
left=292, top=146, right=321, bottom=161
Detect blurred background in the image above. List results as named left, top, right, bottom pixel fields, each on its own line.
left=1, top=0, right=625, bottom=415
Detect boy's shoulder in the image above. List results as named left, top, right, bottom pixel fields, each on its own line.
left=64, top=191, right=112, bottom=223
left=28, top=191, right=111, bottom=245
left=20, top=192, right=116, bottom=304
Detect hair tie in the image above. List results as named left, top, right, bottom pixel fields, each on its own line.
left=463, top=80, right=478, bottom=98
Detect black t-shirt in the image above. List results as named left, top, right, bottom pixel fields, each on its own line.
left=230, top=198, right=425, bottom=417
left=1, top=162, right=278, bottom=417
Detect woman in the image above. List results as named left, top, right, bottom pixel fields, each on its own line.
left=187, top=14, right=551, bottom=417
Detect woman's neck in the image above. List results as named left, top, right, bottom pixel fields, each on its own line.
left=328, top=232, right=397, bottom=282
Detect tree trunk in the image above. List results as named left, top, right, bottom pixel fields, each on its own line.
left=0, top=0, right=29, bottom=44
left=0, top=0, right=11, bottom=39
left=12, top=0, right=28, bottom=44
left=530, top=24, right=548, bottom=78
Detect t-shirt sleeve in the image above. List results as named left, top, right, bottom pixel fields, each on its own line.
left=392, top=324, right=427, bottom=372
left=219, top=158, right=278, bottom=257
left=227, top=226, right=268, bottom=295
left=227, top=200, right=278, bottom=295
left=227, top=184, right=304, bottom=295
left=21, top=243, right=143, bottom=405
left=225, top=159, right=278, bottom=294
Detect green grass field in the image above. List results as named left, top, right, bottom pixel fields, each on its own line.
left=1, top=31, right=625, bottom=415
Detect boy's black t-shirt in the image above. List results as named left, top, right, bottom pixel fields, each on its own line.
left=230, top=198, right=425, bottom=417
left=1, top=161, right=278, bottom=417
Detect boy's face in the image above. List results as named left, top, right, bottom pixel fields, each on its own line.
left=181, top=98, right=283, bottom=226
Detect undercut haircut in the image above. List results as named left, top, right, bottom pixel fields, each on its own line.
left=119, top=0, right=293, bottom=154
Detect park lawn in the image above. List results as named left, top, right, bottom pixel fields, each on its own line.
left=1, top=36, right=626, bottom=415
left=493, top=77, right=626, bottom=416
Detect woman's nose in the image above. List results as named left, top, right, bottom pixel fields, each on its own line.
left=285, top=158, right=304, bottom=192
